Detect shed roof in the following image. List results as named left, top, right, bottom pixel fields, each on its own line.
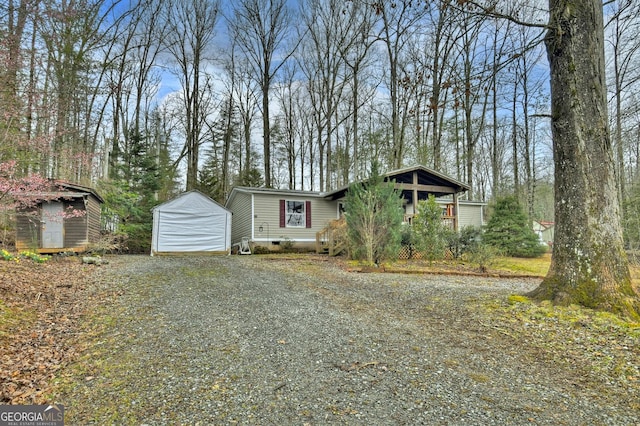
left=21, top=180, right=104, bottom=203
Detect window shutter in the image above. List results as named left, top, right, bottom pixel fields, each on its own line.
left=305, top=201, right=312, bottom=228
left=279, top=200, right=286, bottom=228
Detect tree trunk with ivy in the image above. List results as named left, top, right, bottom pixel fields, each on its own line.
left=528, top=0, right=640, bottom=318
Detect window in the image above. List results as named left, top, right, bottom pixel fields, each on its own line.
left=338, top=202, right=346, bottom=218
left=279, top=199, right=312, bottom=228
left=286, top=200, right=305, bottom=227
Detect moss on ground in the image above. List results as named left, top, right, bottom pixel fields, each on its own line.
left=482, top=294, right=640, bottom=400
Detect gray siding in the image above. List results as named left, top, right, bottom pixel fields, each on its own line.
left=457, top=202, right=485, bottom=228
left=252, top=194, right=339, bottom=243
left=228, top=191, right=252, bottom=245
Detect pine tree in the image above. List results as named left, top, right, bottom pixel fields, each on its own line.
left=484, top=196, right=546, bottom=258
left=344, top=162, right=404, bottom=264
left=100, top=130, right=171, bottom=253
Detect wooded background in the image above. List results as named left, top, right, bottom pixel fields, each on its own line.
left=1, top=0, right=639, bottom=239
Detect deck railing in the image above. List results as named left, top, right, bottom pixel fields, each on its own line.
left=315, top=219, right=346, bottom=256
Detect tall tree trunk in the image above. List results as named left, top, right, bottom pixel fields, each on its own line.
left=530, top=0, right=639, bottom=318
left=511, top=79, right=520, bottom=200
left=262, top=80, right=272, bottom=187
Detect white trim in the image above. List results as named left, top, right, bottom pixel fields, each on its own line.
left=284, top=200, right=306, bottom=228
left=253, top=237, right=317, bottom=242
left=251, top=193, right=255, bottom=240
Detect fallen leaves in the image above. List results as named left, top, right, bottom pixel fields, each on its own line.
left=0, top=256, right=99, bottom=405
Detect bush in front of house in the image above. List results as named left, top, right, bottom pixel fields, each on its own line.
left=483, top=196, right=546, bottom=258
left=344, top=162, right=404, bottom=265
left=413, top=195, right=454, bottom=262
left=448, top=226, right=483, bottom=259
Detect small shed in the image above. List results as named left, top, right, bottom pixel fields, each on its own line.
left=151, top=190, right=231, bottom=255
left=16, top=181, right=104, bottom=254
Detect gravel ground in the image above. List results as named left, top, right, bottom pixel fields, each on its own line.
left=57, top=255, right=639, bottom=425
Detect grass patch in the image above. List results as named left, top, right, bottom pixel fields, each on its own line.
left=507, top=295, right=531, bottom=305
left=0, top=300, right=37, bottom=339
left=491, top=253, right=551, bottom=276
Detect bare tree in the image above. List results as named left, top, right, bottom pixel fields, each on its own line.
left=338, top=0, right=377, bottom=182
left=39, top=0, right=127, bottom=181
left=0, top=0, right=30, bottom=133
left=373, top=0, right=427, bottom=169
left=605, top=0, right=640, bottom=217
left=232, top=58, right=261, bottom=187
left=300, top=0, right=369, bottom=191
left=105, top=0, right=165, bottom=181
left=423, top=0, right=464, bottom=170
left=163, top=0, right=220, bottom=190
left=229, top=0, right=298, bottom=188
left=456, top=10, right=491, bottom=196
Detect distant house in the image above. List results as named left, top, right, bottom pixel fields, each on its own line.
left=533, top=220, right=555, bottom=246
left=151, top=190, right=231, bottom=255
left=225, top=165, right=485, bottom=252
left=16, top=181, right=103, bottom=253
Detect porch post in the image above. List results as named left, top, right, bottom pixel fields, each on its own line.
left=453, top=192, right=459, bottom=232
left=412, top=171, right=419, bottom=217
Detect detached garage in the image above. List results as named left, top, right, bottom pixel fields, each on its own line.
left=151, top=190, right=231, bottom=255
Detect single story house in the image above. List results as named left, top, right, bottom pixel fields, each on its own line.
left=151, top=190, right=232, bottom=255
left=225, top=165, right=485, bottom=252
left=16, top=181, right=103, bottom=253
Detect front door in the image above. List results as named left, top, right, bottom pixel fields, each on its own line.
left=42, top=202, right=64, bottom=249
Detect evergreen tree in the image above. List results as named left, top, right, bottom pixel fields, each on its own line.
left=197, top=154, right=224, bottom=202
left=344, top=162, right=404, bottom=264
left=100, top=129, right=174, bottom=253
left=413, top=195, right=453, bottom=261
left=236, top=167, right=264, bottom=188
left=484, top=195, right=546, bottom=258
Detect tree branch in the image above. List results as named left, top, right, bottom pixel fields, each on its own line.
left=460, top=0, right=550, bottom=30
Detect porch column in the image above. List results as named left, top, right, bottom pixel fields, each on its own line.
left=453, top=192, right=459, bottom=232
left=412, top=171, right=419, bottom=216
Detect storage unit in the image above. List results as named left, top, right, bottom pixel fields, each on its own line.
left=151, top=190, right=231, bottom=255
left=16, top=181, right=103, bottom=254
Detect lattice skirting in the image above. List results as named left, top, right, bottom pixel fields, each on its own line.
left=397, top=245, right=454, bottom=260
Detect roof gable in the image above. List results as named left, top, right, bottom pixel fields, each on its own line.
left=324, top=165, right=469, bottom=200
left=154, top=190, right=230, bottom=214
left=386, top=165, right=469, bottom=191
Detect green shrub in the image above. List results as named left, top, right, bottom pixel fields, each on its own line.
left=484, top=196, right=546, bottom=258
left=448, top=226, right=483, bottom=259
left=413, top=195, right=453, bottom=261
left=345, top=162, right=404, bottom=264
left=463, top=243, right=499, bottom=272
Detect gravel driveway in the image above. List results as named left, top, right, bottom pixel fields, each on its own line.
left=59, top=255, right=638, bottom=425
